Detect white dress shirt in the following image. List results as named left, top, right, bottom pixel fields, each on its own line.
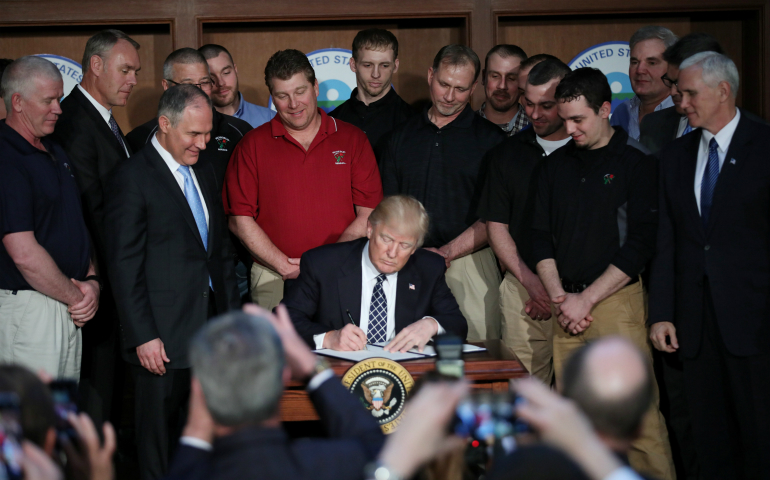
left=151, top=134, right=209, bottom=227
left=313, top=241, right=445, bottom=349
left=77, top=84, right=130, bottom=157
left=694, top=109, right=741, bottom=213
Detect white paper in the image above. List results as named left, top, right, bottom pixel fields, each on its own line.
left=313, top=343, right=487, bottom=362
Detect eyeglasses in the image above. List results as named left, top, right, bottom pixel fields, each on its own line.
left=661, top=73, right=678, bottom=89
left=166, top=78, right=214, bottom=90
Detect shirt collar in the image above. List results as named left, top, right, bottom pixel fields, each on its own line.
left=151, top=133, right=183, bottom=175
left=270, top=107, right=337, bottom=138
left=234, top=92, right=246, bottom=118
left=0, top=120, right=56, bottom=156
left=350, top=87, right=397, bottom=109
left=361, top=240, right=397, bottom=283
left=77, top=84, right=112, bottom=124
left=700, top=108, right=741, bottom=154
left=477, top=102, right=523, bottom=132
left=424, top=103, right=475, bottom=130
left=628, top=95, right=675, bottom=113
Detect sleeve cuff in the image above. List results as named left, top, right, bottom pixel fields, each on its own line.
left=313, top=333, right=327, bottom=350
left=423, top=316, right=445, bottom=335
left=306, top=368, right=335, bottom=392
left=179, top=436, right=212, bottom=452
left=603, top=466, right=643, bottom=480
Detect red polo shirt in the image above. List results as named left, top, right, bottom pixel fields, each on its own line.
left=223, top=108, right=383, bottom=260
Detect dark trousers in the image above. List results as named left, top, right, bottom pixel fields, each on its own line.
left=682, top=282, right=770, bottom=480
left=655, top=350, right=699, bottom=479
left=130, top=290, right=217, bottom=480
left=78, top=290, right=124, bottom=428
left=131, top=365, right=191, bottom=480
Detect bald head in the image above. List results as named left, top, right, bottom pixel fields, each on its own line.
left=562, top=337, right=654, bottom=443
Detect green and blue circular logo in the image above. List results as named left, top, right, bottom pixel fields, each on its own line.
left=35, top=54, right=83, bottom=101
left=270, top=48, right=356, bottom=114
left=568, top=42, right=634, bottom=114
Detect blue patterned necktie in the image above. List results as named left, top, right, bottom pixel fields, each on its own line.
left=683, top=122, right=693, bottom=136
left=109, top=115, right=127, bottom=154
left=367, top=274, right=388, bottom=343
left=700, top=137, right=720, bottom=228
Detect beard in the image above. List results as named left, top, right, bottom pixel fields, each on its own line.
left=487, top=90, right=517, bottom=112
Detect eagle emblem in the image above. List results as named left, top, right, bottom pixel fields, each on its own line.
left=362, top=377, right=398, bottom=417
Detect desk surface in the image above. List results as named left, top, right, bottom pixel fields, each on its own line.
left=281, top=340, right=528, bottom=421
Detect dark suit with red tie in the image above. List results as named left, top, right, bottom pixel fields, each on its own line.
left=649, top=111, right=770, bottom=479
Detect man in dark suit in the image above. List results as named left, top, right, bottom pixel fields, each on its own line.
left=163, top=305, right=385, bottom=480
left=284, top=195, right=467, bottom=352
left=50, top=29, right=141, bottom=430
left=639, top=33, right=724, bottom=155
left=649, top=52, right=770, bottom=480
left=104, top=84, right=239, bottom=480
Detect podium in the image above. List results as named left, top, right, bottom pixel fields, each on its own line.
left=280, top=339, right=528, bottom=422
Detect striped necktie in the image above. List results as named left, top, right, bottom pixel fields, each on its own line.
left=700, top=138, right=720, bottom=228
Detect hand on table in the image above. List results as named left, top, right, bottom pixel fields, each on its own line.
left=323, top=323, right=367, bottom=351
left=384, top=317, right=438, bottom=353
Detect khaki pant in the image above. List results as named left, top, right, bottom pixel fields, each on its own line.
left=500, top=272, right=553, bottom=384
left=0, top=289, right=81, bottom=379
left=250, top=263, right=284, bottom=311
left=444, top=247, right=502, bottom=342
left=553, top=281, right=676, bottom=480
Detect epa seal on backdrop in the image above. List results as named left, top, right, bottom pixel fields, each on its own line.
left=35, top=54, right=83, bottom=100
left=270, top=48, right=356, bottom=114
left=568, top=42, right=633, bottom=114
left=341, top=358, right=414, bottom=434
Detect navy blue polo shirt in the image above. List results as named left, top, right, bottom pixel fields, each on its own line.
left=0, top=120, right=91, bottom=290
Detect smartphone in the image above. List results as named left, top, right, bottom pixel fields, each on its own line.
left=453, top=391, right=531, bottom=455
left=49, top=380, right=78, bottom=441
left=0, top=392, right=24, bottom=480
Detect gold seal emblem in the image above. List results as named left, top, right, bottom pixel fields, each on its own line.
left=341, top=358, right=414, bottom=434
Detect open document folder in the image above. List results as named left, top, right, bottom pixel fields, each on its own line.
left=313, top=342, right=487, bottom=362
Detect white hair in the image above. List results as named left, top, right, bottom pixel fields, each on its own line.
left=1, top=56, right=62, bottom=112
left=680, top=51, right=739, bottom=97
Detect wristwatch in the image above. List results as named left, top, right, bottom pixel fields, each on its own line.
left=311, top=357, right=331, bottom=377
left=364, top=462, right=403, bottom=480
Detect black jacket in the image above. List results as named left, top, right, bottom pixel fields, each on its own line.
left=649, top=113, right=770, bottom=358
left=51, top=86, right=132, bottom=266
left=283, top=237, right=467, bottom=347
left=640, top=106, right=683, bottom=155
left=163, top=376, right=385, bottom=480
left=103, top=142, right=240, bottom=366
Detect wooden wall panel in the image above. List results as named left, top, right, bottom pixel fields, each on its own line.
left=0, top=25, right=173, bottom=131
left=201, top=18, right=466, bottom=110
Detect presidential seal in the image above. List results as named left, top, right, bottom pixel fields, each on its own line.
left=341, top=358, right=414, bottom=434
left=270, top=48, right=356, bottom=114
left=35, top=54, right=83, bottom=100
left=568, top=42, right=634, bottom=115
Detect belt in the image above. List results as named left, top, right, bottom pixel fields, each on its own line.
left=562, top=276, right=639, bottom=294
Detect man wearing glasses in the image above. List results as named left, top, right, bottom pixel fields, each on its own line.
left=126, top=48, right=252, bottom=192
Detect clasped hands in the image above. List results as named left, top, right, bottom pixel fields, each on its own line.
left=552, top=292, right=594, bottom=335
left=68, top=277, right=100, bottom=327
left=323, top=318, right=438, bottom=353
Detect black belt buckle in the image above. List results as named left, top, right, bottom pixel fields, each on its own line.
left=561, top=281, right=588, bottom=293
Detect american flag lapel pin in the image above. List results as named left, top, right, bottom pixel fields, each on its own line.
left=730, top=158, right=736, bottom=165
left=409, top=283, right=415, bottom=290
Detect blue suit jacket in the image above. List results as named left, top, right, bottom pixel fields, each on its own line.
left=283, top=237, right=468, bottom=347
left=164, top=376, right=385, bottom=480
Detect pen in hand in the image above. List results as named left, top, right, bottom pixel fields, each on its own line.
left=345, top=309, right=369, bottom=351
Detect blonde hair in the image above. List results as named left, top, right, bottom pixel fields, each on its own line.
left=369, top=195, right=430, bottom=248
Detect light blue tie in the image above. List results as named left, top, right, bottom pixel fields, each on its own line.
left=700, top=138, right=720, bottom=229
left=178, top=166, right=211, bottom=287
left=683, top=122, right=693, bottom=136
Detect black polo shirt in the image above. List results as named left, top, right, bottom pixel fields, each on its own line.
left=0, top=121, right=92, bottom=290
left=126, top=109, right=252, bottom=192
left=531, top=127, right=657, bottom=284
left=477, top=128, right=571, bottom=271
left=329, top=87, right=414, bottom=154
left=381, top=104, right=506, bottom=248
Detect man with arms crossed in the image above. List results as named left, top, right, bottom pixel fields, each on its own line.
left=224, top=49, right=383, bottom=311
left=532, top=68, right=674, bottom=479
left=478, top=59, right=573, bottom=384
